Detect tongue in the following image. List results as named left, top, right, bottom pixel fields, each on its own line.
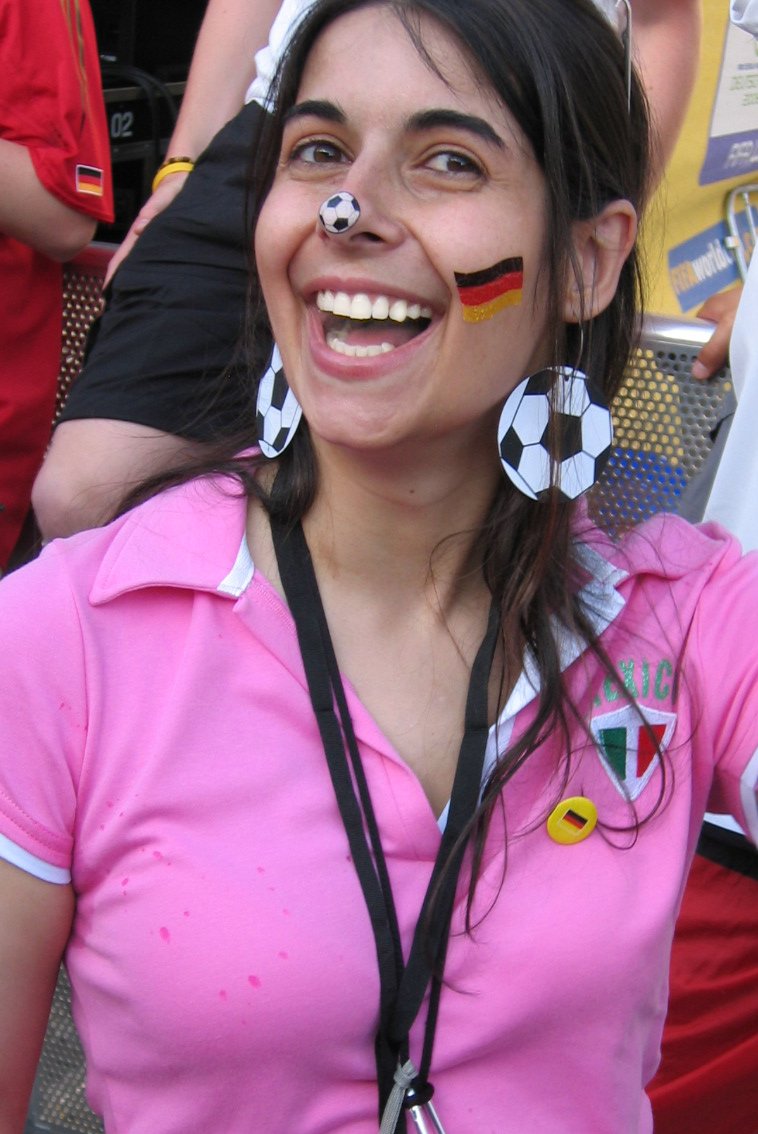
left=329, top=317, right=421, bottom=349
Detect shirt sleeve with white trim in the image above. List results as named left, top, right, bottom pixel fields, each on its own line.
left=0, top=543, right=91, bottom=883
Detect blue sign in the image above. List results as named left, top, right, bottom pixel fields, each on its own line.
left=668, top=222, right=743, bottom=312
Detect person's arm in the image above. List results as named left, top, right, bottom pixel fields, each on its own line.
left=691, top=285, right=742, bottom=379
left=0, top=861, right=73, bottom=1134
left=631, top=0, right=702, bottom=176
left=106, top=0, right=282, bottom=281
left=0, top=139, right=96, bottom=262
left=167, top=0, right=282, bottom=162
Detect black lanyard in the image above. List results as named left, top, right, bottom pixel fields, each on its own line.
left=271, top=516, right=499, bottom=1131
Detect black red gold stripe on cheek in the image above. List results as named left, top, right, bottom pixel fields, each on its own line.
left=454, top=257, right=524, bottom=323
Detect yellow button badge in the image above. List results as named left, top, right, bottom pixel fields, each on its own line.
left=546, top=796, right=598, bottom=845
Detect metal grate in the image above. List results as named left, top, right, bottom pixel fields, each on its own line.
left=56, top=245, right=116, bottom=420
left=25, top=970, right=103, bottom=1134
left=589, top=314, right=732, bottom=535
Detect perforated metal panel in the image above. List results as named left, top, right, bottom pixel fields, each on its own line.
left=56, top=245, right=115, bottom=419
left=590, top=314, right=732, bottom=534
left=25, top=971, right=103, bottom=1134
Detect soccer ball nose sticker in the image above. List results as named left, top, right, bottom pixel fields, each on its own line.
left=318, top=192, right=361, bottom=234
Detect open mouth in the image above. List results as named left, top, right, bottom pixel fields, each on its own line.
left=316, top=290, right=433, bottom=358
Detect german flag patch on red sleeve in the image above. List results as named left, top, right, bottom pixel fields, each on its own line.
left=75, top=164, right=104, bottom=197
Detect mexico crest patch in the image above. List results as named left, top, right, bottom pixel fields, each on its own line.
left=591, top=705, right=676, bottom=800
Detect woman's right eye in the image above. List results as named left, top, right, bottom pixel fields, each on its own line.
left=289, top=139, right=347, bottom=166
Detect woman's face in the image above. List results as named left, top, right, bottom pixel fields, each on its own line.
left=255, top=5, right=554, bottom=458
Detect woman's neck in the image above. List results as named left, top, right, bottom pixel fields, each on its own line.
left=246, top=437, right=507, bottom=803
left=301, top=435, right=502, bottom=615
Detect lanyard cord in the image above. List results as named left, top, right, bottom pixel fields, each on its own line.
left=271, top=516, right=499, bottom=1128
left=272, top=516, right=406, bottom=1106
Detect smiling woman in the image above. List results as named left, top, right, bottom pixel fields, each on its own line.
left=1, top=2, right=757, bottom=1133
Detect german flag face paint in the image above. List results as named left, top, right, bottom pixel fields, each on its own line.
left=454, top=256, right=523, bottom=323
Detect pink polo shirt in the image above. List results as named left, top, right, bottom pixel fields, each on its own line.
left=0, top=476, right=756, bottom=1133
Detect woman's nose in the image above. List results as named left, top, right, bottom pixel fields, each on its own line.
left=315, top=170, right=407, bottom=248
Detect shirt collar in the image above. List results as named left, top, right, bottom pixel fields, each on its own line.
left=89, top=476, right=254, bottom=605
left=89, top=478, right=627, bottom=639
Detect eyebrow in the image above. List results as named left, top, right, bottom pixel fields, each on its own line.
left=284, top=101, right=506, bottom=150
left=406, top=109, right=506, bottom=150
left=285, top=100, right=346, bottom=125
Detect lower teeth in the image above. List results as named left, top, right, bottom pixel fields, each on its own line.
left=326, top=334, right=395, bottom=358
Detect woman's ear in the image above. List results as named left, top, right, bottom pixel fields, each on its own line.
left=563, top=199, right=638, bottom=322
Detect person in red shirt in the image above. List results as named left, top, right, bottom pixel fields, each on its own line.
left=0, top=0, right=113, bottom=570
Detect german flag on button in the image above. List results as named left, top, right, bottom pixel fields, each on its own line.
left=454, top=256, right=523, bottom=323
left=546, top=796, right=598, bottom=845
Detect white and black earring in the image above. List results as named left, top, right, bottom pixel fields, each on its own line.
left=498, top=366, right=613, bottom=500
left=318, top=191, right=361, bottom=234
left=255, top=343, right=303, bottom=459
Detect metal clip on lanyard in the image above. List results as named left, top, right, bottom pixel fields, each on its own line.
left=271, top=517, right=499, bottom=1133
left=380, top=1060, right=448, bottom=1133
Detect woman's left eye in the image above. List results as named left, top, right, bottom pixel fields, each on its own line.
left=425, top=151, right=482, bottom=176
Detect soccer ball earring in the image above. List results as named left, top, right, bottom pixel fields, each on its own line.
left=256, top=193, right=362, bottom=458
left=255, top=343, right=302, bottom=458
left=497, top=366, right=613, bottom=500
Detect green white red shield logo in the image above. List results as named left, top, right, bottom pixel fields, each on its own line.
left=591, top=705, right=677, bottom=800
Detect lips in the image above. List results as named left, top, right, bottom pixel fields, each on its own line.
left=316, top=289, right=433, bottom=358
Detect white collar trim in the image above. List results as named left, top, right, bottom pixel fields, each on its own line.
left=218, top=537, right=255, bottom=596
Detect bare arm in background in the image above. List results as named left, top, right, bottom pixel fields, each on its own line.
left=105, top=0, right=282, bottom=281
left=0, top=140, right=96, bottom=261
left=691, top=285, right=742, bottom=379
left=631, top=0, right=702, bottom=177
left=0, top=862, right=74, bottom=1134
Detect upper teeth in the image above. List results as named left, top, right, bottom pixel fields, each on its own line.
left=317, top=291, right=432, bottom=323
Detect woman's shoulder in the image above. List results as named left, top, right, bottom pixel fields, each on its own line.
left=580, top=510, right=751, bottom=587
left=575, top=510, right=758, bottom=654
left=576, top=511, right=758, bottom=753
left=0, top=473, right=251, bottom=612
